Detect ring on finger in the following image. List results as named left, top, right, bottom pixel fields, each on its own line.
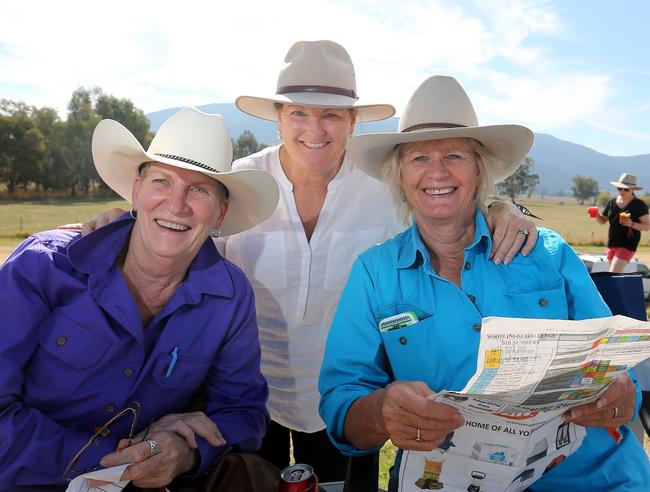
left=415, top=427, right=422, bottom=443
left=612, top=406, right=619, bottom=419
left=144, top=438, right=160, bottom=456
left=517, top=228, right=529, bottom=237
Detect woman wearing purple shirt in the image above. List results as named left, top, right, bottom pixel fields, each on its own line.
left=0, top=108, right=279, bottom=490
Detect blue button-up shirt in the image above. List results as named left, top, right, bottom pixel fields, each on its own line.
left=0, top=216, right=268, bottom=490
left=319, top=211, right=650, bottom=491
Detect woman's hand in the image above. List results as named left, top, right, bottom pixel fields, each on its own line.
left=117, top=411, right=226, bottom=452
left=81, top=208, right=127, bottom=236
left=379, top=381, right=464, bottom=451
left=99, top=430, right=198, bottom=488
left=486, top=201, right=538, bottom=265
left=620, top=216, right=633, bottom=227
left=564, top=372, right=636, bottom=428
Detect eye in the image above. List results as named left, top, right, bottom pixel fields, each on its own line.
left=291, top=110, right=307, bottom=117
left=446, top=153, right=463, bottom=160
left=189, top=185, right=210, bottom=196
left=151, top=177, right=169, bottom=185
left=323, top=112, right=341, bottom=119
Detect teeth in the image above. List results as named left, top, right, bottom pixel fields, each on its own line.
left=155, top=219, right=190, bottom=231
left=302, top=141, right=327, bottom=149
left=424, top=187, right=455, bottom=195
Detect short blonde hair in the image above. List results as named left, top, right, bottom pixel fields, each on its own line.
left=382, top=138, right=497, bottom=226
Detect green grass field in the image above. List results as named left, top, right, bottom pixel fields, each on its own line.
left=0, top=195, right=649, bottom=487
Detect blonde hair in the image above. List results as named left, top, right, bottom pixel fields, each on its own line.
left=382, top=138, right=497, bottom=226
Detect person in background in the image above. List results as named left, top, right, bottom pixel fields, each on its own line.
left=319, top=75, right=649, bottom=491
left=591, top=173, right=649, bottom=273
left=79, top=40, right=538, bottom=482
left=0, top=108, right=280, bottom=491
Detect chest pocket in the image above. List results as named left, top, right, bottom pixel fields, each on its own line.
left=228, top=231, right=287, bottom=290
left=380, top=316, right=442, bottom=383
left=504, top=285, right=569, bottom=320
left=324, top=227, right=387, bottom=290
left=28, top=311, right=111, bottom=400
left=152, top=353, right=212, bottom=389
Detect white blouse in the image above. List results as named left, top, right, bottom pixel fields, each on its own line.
left=218, top=145, right=403, bottom=432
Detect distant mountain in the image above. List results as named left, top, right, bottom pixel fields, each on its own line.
left=147, top=104, right=650, bottom=194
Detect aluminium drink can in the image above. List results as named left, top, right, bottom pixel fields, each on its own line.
left=279, top=463, right=319, bottom=492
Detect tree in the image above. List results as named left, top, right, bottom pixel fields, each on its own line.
left=0, top=100, right=46, bottom=192
left=496, top=156, right=539, bottom=202
left=233, top=130, right=266, bottom=160
left=31, top=106, right=67, bottom=191
left=571, top=175, right=599, bottom=205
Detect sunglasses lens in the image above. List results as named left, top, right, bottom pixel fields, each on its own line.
left=618, top=188, right=629, bottom=192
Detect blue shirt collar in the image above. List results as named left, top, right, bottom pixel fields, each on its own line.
left=396, top=208, right=492, bottom=270
left=67, top=213, right=235, bottom=299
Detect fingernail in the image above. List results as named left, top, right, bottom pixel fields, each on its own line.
left=570, top=409, right=580, bottom=419
left=494, top=257, right=502, bottom=265
left=596, top=400, right=606, bottom=409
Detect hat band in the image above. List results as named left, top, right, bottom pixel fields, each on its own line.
left=402, top=123, right=467, bottom=133
left=277, top=85, right=358, bottom=100
left=154, top=153, right=219, bottom=174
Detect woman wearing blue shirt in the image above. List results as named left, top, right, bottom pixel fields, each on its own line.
left=318, top=76, right=650, bottom=491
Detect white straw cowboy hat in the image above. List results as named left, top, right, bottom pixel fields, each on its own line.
left=92, top=107, right=279, bottom=236
left=348, top=75, right=534, bottom=183
left=610, top=173, right=642, bottom=190
left=235, top=40, right=395, bottom=123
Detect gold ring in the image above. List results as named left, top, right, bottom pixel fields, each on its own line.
left=415, top=428, right=422, bottom=443
left=612, top=406, right=619, bottom=419
left=517, top=228, right=529, bottom=237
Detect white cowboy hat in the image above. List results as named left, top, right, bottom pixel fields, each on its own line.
left=235, top=40, right=395, bottom=122
left=610, top=173, right=642, bottom=190
left=348, top=75, right=534, bottom=184
left=92, top=107, right=279, bottom=236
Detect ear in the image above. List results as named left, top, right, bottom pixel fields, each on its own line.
left=213, top=199, right=229, bottom=230
left=131, top=175, right=142, bottom=209
left=348, top=109, right=358, bottom=135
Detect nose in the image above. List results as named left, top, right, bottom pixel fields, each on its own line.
left=167, top=186, right=190, bottom=216
left=423, top=154, right=451, bottom=179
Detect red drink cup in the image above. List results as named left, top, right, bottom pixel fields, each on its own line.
left=588, top=206, right=598, bottom=218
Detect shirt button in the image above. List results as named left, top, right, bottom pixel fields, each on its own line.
left=539, top=298, right=548, bottom=307
left=468, top=294, right=476, bottom=303
left=399, top=336, right=408, bottom=345
left=105, top=404, right=115, bottom=413
left=464, top=262, right=472, bottom=270
left=56, top=336, right=67, bottom=346
left=123, top=368, right=133, bottom=377
left=473, top=323, right=482, bottom=332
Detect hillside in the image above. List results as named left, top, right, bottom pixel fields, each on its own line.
left=147, top=104, right=650, bottom=194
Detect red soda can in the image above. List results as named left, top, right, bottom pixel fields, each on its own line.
left=279, top=463, right=319, bottom=492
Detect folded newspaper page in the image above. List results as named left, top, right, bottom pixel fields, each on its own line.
left=398, top=315, right=650, bottom=492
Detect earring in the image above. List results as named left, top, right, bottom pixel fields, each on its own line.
left=211, top=228, right=221, bottom=239
left=400, top=192, right=407, bottom=204
left=129, top=210, right=137, bottom=220
left=277, top=129, right=282, bottom=141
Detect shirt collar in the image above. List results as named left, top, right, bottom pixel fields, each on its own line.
left=396, top=208, right=492, bottom=270
left=67, top=213, right=234, bottom=299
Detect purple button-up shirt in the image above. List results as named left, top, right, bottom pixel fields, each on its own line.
left=0, top=216, right=268, bottom=490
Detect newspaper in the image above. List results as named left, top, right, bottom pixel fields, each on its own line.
left=398, top=315, right=650, bottom=492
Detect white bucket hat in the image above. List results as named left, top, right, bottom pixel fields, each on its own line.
left=348, top=76, right=534, bottom=183
left=92, top=107, right=279, bottom=236
left=610, top=173, right=642, bottom=190
left=235, top=40, right=395, bottom=122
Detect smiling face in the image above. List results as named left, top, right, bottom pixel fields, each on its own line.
left=399, top=138, right=480, bottom=225
left=129, top=162, right=228, bottom=263
left=277, top=104, right=356, bottom=176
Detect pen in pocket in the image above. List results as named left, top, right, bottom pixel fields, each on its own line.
left=164, top=347, right=179, bottom=378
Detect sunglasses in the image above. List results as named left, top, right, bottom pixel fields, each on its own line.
left=617, top=188, right=630, bottom=192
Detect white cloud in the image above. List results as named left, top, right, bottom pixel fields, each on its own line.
left=0, top=0, right=628, bottom=149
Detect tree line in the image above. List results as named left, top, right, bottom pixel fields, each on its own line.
left=0, top=88, right=265, bottom=197
left=0, top=88, right=634, bottom=204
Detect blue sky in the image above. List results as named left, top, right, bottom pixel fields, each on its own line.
left=1, top=0, right=648, bottom=156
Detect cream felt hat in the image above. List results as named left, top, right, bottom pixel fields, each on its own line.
left=610, top=173, right=642, bottom=190
left=235, top=40, right=395, bottom=122
left=92, top=107, right=279, bottom=236
left=348, top=75, right=534, bottom=184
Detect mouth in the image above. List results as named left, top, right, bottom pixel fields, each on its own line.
left=155, top=219, right=191, bottom=232
left=300, top=140, right=329, bottom=149
left=423, top=186, right=457, bottom=196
